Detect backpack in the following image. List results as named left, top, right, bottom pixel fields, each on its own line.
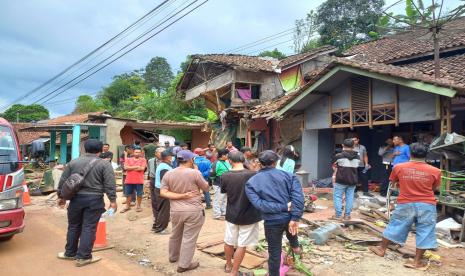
left=60, top=158, right=100, bottom=200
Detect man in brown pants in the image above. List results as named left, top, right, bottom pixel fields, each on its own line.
left=160, top=150, right=209, bottom=273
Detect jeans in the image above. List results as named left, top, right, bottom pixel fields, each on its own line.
left=65, top=194, right=105, bottom=259
left=213, top=185, right=226, bottom=218
left=357, top=167, right=369, bottom=193
left=264, top=223, right=299, bottom=276
left=203, top=190, right=211, bottom=208
left=383, top=203, right=437, bottom=249
left=333, top=183, right=356, bottom=217
left=380, top=165, right=392, bottom=197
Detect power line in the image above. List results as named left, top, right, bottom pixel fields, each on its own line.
left=35, top=0, right=197, bottom=105
left=0, top=0, right=172, bottom=111
left=226, top=27, right=297, bottom=53
left=25, top=0, right=180, bottom=105
left=37, top=0, right=209, bottom=105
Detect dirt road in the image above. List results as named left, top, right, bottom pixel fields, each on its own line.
left=0, top=207, right=152, bottom=276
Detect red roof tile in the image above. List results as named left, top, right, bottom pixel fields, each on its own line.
left=345, top=17, right=465, bottom=63
left=278, top=45, right=337, bottom=69
left=192, top=54, right=280, bottom=72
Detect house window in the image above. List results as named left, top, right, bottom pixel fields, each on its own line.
left=329, top=77, right=398, bottom=128
left=236, top=83, right=261, bottom=101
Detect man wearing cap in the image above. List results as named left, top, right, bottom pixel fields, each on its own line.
left=245, top=150, right=304, bottom=276
left=193, top=148, right=212, bottom=209
left=153, top=150, right=173, bottom=234
left=160, top=150, right=210, bottom=273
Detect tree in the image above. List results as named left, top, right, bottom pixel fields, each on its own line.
left=73, top=95, right=103, bottom=114
left=379, top=0, right=465, bottom=77
left=179, top=55, right=192, bottom=74
left=143, top=57, right=174, bottom=95
left=316, top=0, right=385, bottom=50
left=98, top=73, right=149, bottom=114
left=258, top=48, right=287, bottom=59
left=293, top=10, right=320, bottom=53
left=3, top=104, right=49, bottom=122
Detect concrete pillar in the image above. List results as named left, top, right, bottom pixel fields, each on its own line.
left=301, top=129, right=333, bottom=180
left=50, top=130, right=56, bottom=162
left=71, top=125, right=81, bottom=160
left=59, top=131, right=67, bottom=164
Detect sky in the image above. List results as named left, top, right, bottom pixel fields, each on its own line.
left=0, top=0, right=461, bottom=117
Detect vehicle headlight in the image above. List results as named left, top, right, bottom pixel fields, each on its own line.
left=0, top=199, right=18, bottom=211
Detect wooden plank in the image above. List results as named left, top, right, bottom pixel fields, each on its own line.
left=349, top=78, right=353, bottom=129
left=185, top=70, right=233, bottom=100
left=369, top=78, right=373, bottom=128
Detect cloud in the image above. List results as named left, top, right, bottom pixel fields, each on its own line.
left=2, top=0, right=460, bottom=117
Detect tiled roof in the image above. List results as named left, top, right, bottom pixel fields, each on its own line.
left=278, top=45, right=337, bottom=68
left=12, top=123, right=49, bottom=145
left=400, top=53, right=465, bottom=86
left=345, top=17, right=465, bottom=63
left=42, top=112, right=104, bottom=125
left=250, top=56, right=465, bottom=118
left=192, top=54, right=280, bottom=72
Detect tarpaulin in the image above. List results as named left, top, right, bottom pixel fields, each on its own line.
left=237, top=88, right=252, bottom=102
left=279, top=66, right=303, bottom=92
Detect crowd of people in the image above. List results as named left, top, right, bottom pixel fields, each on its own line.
left=56, top=134, right=441, bottom=272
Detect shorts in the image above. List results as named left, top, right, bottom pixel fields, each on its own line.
left=224, top=221, right=259, bottom=247
left=124, top=184, right=144, bottom=197
left=383, top=202, right=437, bottom=249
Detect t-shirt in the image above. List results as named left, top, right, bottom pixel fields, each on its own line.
left=99, top=151, right=113, bottom=162
left=214, top=160, right=232, bottom=186
left=392, top=144, right=411, bottom=166
left=143, top=144, right=157, bottom=160
left=160, top=167, right=209, bottom=212
left=277, top=158, right=295, bottom=174
left=389, top=161, right=441, bottom=205
left=354, top=144, right=367, bottom=167
left=221, top=170, right=262, bottom=225
left=125, top=157, right=147, bottom=184
left=155, top=162, right=172, bottom=188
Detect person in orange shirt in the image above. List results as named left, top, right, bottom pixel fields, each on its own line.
left=121, top=148, right=147, bottom=213
left=369, top=143, right=441, bottom=271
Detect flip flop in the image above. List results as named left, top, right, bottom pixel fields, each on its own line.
left=136, top=207, right=143, bottom=212
left=120, top=208, right=130, bottom=213
left=224, top=264, right=233, bottom=273
left=403, top=262, right=429, bottom=271
left=368, top=246, right=385, bottom=257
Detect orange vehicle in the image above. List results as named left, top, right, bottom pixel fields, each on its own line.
left=0, top=118, right=25, bottom=241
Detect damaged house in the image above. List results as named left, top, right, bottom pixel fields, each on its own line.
left=249, top=17, right=465, bottom=181
left=177, top=45, right=337, bottom=152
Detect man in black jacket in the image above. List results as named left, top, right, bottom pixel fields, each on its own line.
left=57, top=139, right=117, bottom=267
left=332, top=139, right=360, bottom=220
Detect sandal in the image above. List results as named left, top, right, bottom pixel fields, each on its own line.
left=120, top=208, right=130, bottom=213
left=403, top=261, right=429, bottom=271
left=224, top=264, right=233, bottom=273
left=136, top=207, right=143, bottom=212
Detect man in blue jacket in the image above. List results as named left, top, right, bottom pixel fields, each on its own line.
left=194, top=148, right=212, bottom=209
left=245, top=150, right=304, bottom=276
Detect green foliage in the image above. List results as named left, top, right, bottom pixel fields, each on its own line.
left=143, top=57, right=174, bottom=95
left=179, top=55, right=192, bottom=74
left=258, top=48, right=286, bottom=60
left=73, top=95, right=103, bottom=114
left=293, top=10, right=320, bottom=53
left=3, top=104, right=49, bottom=122
left=97, top=72, right=149, bottom=113
left=316, top=0, right=385, bottom=50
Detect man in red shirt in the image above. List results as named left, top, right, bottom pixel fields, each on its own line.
left=121, top=148, right=147, bottom=213
left=369, top=143, right=441, bottom=271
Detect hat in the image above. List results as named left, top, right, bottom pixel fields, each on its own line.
left=177, top=150, right=195, bottom=161
left=193, top=148, right=205, bottom=155
left=258, top=150, right=279, bottom=166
